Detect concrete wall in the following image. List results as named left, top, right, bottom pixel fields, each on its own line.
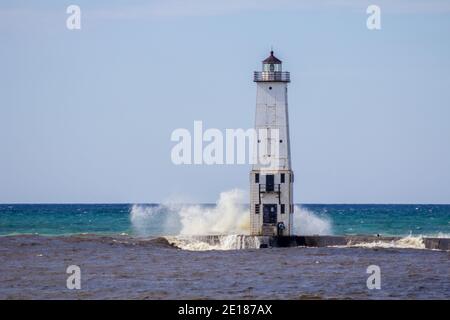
left=186, top=235, right=450, bottom=251
left=269, top=235, right=450, bottom=251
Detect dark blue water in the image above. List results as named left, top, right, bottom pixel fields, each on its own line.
left=0, top=204, right=449, bottom=237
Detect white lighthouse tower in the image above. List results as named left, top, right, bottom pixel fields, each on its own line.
left=250, top=51, right=294, bottom=236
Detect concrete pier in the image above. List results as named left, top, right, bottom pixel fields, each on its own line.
left=266, top=235, right=449, bottom=251
left=188, top=235, right=450, bottom=251
left=422, top=237, right=450, bottom=250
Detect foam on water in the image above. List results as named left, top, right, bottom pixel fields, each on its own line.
left=342, top=235, right=426, bottom=250
left=165, top=235, right=261, bottom=251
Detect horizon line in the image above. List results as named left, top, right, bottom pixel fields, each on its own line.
left=1, top=202, right=450, bottom=206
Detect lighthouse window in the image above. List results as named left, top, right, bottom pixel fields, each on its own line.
left=265, top=174, right=274, bottom=192
left=270, top=64, right=275, bottom=72
left=255, top=204, right=260, bottom=214
left=281, top=204, right=285, bottom=214
left=279, top=139, right=283, bottom=143
left=281, top=173, right=285, bottom=183
left=269, top=86, right=272, bottom=90
left=255, top=173, right=259, bottom=183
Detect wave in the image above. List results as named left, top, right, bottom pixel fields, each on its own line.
left=129, top=189, right=333, bottom=250
left=177, top=189, right=250, bottom=235
left=341, top=235, right=426, bottom=250
left=434, top=232, right=450, bottom=239
left=165, top=234, right=435, bottom=251
left=130, top=189, right=332, bottom=240
left=130, top=203, right=181, bottom=236
left=129, top=190, right=447, bottom=251
left=130, top=189, right=249, bottom=236
left=293, top=207, right=332, bottom=235
left=165, top=235, right=261, bottom=251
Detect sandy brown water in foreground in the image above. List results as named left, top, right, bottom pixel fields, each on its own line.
left=0, top=235, right=449, bottom=299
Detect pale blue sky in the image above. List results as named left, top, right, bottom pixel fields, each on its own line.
left=1, top=0, right=450, bottom=204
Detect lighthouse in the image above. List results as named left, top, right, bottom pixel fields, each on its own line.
left=250, top=51, right=294, bottom=236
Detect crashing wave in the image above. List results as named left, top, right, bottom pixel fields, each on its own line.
left=342, top=235, right=426, bottom=250
left=165, top=235, right=262, bottom=251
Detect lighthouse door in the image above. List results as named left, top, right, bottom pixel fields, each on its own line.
left=265, top=174, right=274, bottom=192
left=263, top=204, right=277, bottom=224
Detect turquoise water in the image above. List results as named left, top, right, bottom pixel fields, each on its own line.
left=306, top=204, right=450, bottom=237
left=0, top=204, right=449, bottom=237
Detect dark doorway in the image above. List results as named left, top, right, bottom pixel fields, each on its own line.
left=263, top=204, right=277, bottom=224
left=265, top=174, right=274, bottom=192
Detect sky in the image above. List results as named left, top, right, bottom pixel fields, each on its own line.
left=1, top=0, right=450, bottom=204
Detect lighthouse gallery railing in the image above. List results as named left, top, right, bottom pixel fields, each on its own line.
left=254, top=71, right=290, bottom=82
